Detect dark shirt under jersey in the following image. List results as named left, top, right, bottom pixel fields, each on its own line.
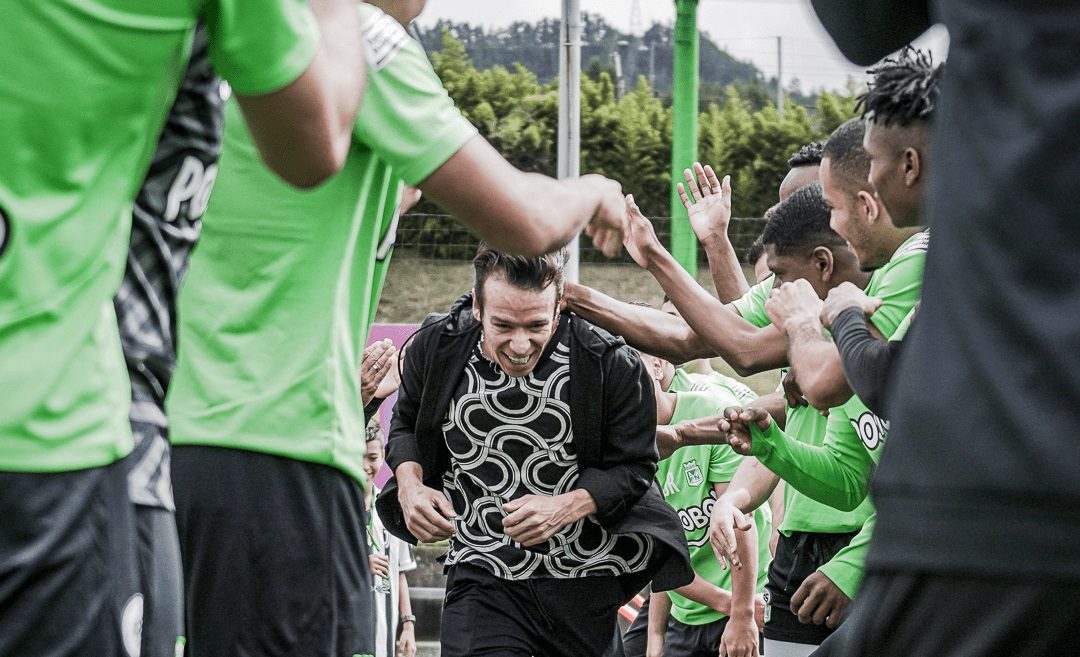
left=114, top=26, right=224, bottom=509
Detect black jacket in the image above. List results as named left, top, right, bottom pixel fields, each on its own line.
left=377, top=293, right=693, bottom=593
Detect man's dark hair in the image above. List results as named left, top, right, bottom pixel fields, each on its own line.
left=787, top=141, right=825, bottom=169
left=761, top=183, right=845, bottom=255
left=746, top=235, right=766, bottom=264
left=857, top=47, right=944, bottom=127
left=473, top=243, right=566, bottom=312
left=823, top=117, right=872, bottom=195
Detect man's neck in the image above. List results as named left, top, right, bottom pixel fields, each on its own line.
left=655, top=389, right=678, bottom=424
left=881, top=226, right=923, bottom=261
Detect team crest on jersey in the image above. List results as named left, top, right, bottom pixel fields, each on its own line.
left=0, top=206, right=9, bottom=259
left=850, top=411, right=889, bottom=451
left=683, top=460, right=704, bottom=487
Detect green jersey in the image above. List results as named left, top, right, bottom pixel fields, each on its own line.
left=662, top=391, right=772, bottom=626
left=0, top=0, right=320, bottom=472
left=669, top=369, right=758, bottom=405
left=168, top=4, right=477, bottom=485
left=862, top=230, right=928, bottom=339
left=731, top=277, right=774, bottom=328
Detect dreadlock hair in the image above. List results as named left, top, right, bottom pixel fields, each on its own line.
left=823, top=118, right=872, bottom=195
left=761, top=183, right=846, bottom=256
left=787, top=141, right=825, bottom=169
left=473, top=243, right=566, bottom=312
left=856, top=47, right=944, bottom=127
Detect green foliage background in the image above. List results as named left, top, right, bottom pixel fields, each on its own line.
left=410, top=28, right=858, bottom=259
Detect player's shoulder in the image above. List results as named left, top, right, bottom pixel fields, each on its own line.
left=359, top=4, right=414, bottom=71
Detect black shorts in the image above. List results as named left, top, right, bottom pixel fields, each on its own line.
left=0, top=459, right=141, bottom=657
left=173, top=446, right=373, bottom=657
left=823, top=570, right=1080, bottom=657
left=764, top=531, right=859, bottom=645
left=135, top=505, right=184, bottom=657
left=440, top=563, right=627, bottom=657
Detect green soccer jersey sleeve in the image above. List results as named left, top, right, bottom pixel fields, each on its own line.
left=864, top=231, right=927, bottom=338
left=354, top=6, right=478, bottom=186
left=205, top=0, right=320, bottom=95
left=748, top=400, right=881, bottom=512
left=816, top=512, right=875, bottom=598
left=731, top=277, right=774, bottom=328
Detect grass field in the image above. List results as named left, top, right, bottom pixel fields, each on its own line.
left=374, top=254, right=781, bottom=396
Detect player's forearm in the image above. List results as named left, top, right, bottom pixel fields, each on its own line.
left=648, top=591, right=672, bottom=645
left=700, top=233, right=750, bottom=302
left=563, top=283, right=714, bottom=363
left=646, top=252, right=787, bottom=375
left=398, top=573, right=412, bottom=617
left=675, top=574, right=733, bottom=615
left=785, top=315, right=853, bottom=409
left=751, top=423, right=870, bottom=511
left=721, top=458, right=780, bottom=514
left=730, top=515, right=758, bottom=619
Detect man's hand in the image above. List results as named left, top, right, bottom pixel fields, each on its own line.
left=678, top=162, right=733, bottom=244
left=765, top=279, right=823, bottom=333
left=719, top=614, right=760, bottom=657
left=709, top=495, right=753, bottom=571
left=399, top=185, right=423, bottom=215
left=790, top=571, right=850, bottom=629
left=582, top=175, right=628, bottom=258
left=373, top=348, right=402, bottom=400
left=502, top=491, right=596, bottom=546
left=820, top=282, right=882, bottom=330
left=781, top=371, right=808, bottom=409
left=368, top=552, right=390, bottom=579
left=718, top=406, right=773, bottom=456
left=398, top=480, right=456, bottom=543
left=397, top=621, right=417, bottom=657
left=361, top=339, right=397, bottom=405
left=622, top=194, right=665, bottom=269
left=754, top=594, right=765, bottom=632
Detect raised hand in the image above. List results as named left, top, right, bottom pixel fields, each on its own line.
left=820, top=281, right=882, bottom=330
left=765, top=279, right=823, bottom=332
left=361, top=339, right=397, bottom=405
left=622, top=193, right=665, bottom=269
left=677, top=162, right=733, bottom=244
left=583, top=174, right=628, bottom=258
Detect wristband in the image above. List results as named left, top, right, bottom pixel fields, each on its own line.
left=400, top=614, right=416, bottom=625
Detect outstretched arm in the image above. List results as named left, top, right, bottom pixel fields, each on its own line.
left=622, top=198, right=789, bottom=376
left=676, top=163, right=750, bottom=301
left=420, top=137, right=627, bottom=258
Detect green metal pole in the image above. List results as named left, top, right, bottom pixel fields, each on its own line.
left=670, top=0, right=699, bottom=273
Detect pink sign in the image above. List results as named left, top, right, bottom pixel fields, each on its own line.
left=366, top=323, right=419, bottom=489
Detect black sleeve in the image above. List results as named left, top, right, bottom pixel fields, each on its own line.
left=832, top=306, right=904, bottom=417
left=809, top=0, right=932, bottom=65
left=573, top=345, right=658, bottom=527
left=363, top=396, right=385, bottom=425
left=385, top=327, right=433, bottom=472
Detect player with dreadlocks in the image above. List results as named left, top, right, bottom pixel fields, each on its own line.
left=858, top=47, right=944, bottom=229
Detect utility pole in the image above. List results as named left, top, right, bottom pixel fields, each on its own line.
left=558, top=0, right=582, bottom=282
left=670, top=0, right=700, bottom=274
left=776, top=36, right=784, bottom=119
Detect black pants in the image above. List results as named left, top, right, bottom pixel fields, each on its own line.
left=135, top=505, right=184, bottom=657
left=822, top=570, right=1080, bottom=657
left=174, top=446, right=373, bottom=657
left=440, top=563, right=627, bottom=657
left=0, top=460, right=140, bottom=657
left=765, top=531, right=858, bottom=646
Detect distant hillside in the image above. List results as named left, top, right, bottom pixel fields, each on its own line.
left=414, top=14, right=767, bottom=96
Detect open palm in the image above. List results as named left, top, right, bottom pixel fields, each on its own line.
left=677, top=162, right=732, bottom=242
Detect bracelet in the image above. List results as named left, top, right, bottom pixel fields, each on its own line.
left=400, top=614, right=416, bottom=625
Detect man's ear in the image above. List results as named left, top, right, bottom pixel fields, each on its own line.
left=471, top=288, right=481, bottom=321
left=858, top=189, right=879, bottom=225
left=813, top=246, right=836, bottom=283
left=903, top=147, right=922, bottom=188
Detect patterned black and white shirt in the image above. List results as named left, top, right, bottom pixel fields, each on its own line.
left=442, top=317, right=655, bottom=579
left=114, top=25, right=224, bottom=509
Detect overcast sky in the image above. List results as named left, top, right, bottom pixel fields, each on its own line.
left=415, top=0, right=948, bottom=92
